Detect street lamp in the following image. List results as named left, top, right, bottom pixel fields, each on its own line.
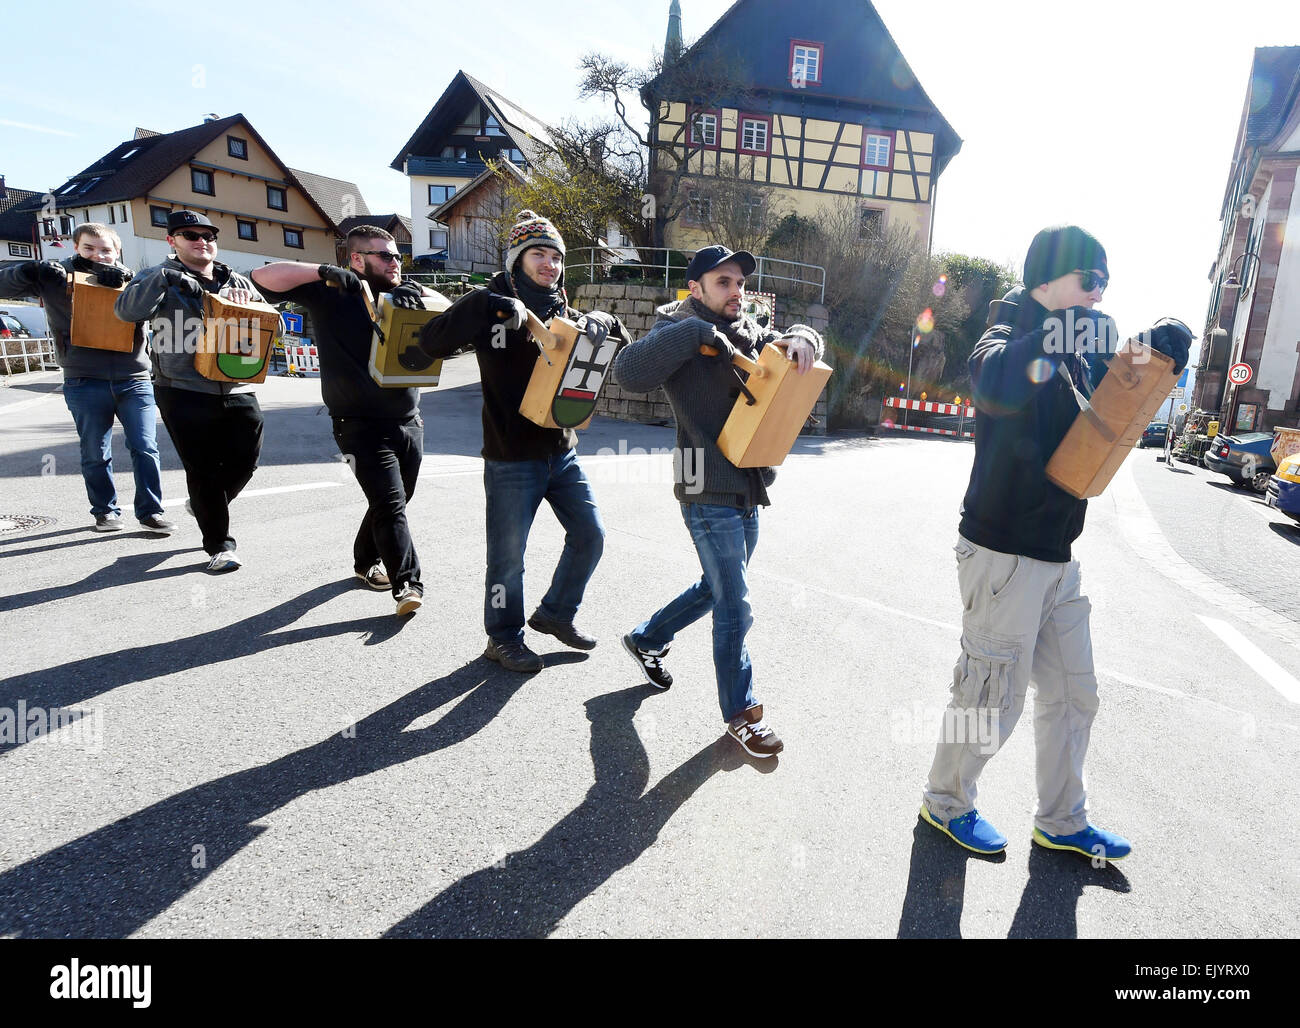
left=903, top=332, right=919, bottom=427
left=1223, top=250, right=1260, bottom=290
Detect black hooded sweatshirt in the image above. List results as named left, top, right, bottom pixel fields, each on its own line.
left=958, top=286, right=1107, bottom=563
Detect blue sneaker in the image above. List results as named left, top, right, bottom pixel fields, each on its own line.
left=1032, top=824, right=1131, bottom=861
left=919, top=803, right=1007, bottom=855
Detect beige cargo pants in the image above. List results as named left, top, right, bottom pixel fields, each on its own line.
left=922, top=535, right=1099, bottom=836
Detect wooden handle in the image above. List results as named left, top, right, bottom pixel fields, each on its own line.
left=525, top=310, right=560, bottom=350
left=699, top=344, right=767, bottom=378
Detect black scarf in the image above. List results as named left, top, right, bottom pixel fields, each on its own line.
left=683, top=296, right=766, bottom=351
left=510, top=268, right=566, bottom=322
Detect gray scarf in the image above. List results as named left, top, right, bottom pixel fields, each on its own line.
left=683, top=296, right=766, bottom=352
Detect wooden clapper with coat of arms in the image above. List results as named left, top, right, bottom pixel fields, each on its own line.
left=519, top=312, right=618, bottom=430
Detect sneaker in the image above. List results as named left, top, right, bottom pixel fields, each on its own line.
left=919, top=803, right=1008, bottom=855
left=528, top=611, right=596, bottom=650
left=206, top=550, right=241, bottom=574
left=138, top=513, right=176, bottom=535
left=1032, top=824, right=1131, bottom=862
left=395, top=584, right=423, bottom=616
left=354, top=563, right=390, bottom=591
left=621, top=633, right=672, bottom=690
left=726, top=704, right=784, bottom=758
left=93, top=513, right=123, bottom=532
left=483, top=637, right=544, bottom=673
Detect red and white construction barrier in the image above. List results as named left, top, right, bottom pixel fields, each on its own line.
left=882, top=396, right=974, bottom=438
left=285, top=344, right=320, bottom=375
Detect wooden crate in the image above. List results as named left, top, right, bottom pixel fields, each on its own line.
left=69, top=272, right=136, bottom=352
left=368, top=289, right=450, bottom=387
left=519, top=313, right=616, bottom=430
left=716, top=343, right=832, bottom=467
left=1045, top=342, right=1180, bottom=498
left=195, top=293, right=281, bottom=384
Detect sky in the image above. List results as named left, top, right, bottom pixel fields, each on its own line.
left=3, top=0, right=1299, bottom=347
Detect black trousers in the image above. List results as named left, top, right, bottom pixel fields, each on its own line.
left=155, top=386, right=264, bottom=555
left=332, top=414, right=423, bottom=597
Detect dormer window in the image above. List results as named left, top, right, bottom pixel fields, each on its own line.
left=790, top=41, right=823, bottom=87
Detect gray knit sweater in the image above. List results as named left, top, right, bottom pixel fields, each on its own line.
left=613, top=299, right=824, bottom=508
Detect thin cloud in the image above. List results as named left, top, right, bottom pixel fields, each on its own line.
left=0, top=118, right=77, bottom=138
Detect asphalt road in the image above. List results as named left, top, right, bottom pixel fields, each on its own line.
left=0, top=360, right=1296, bottom=938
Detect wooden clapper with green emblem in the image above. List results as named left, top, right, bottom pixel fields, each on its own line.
left=195, top=292, right=282, bottom=384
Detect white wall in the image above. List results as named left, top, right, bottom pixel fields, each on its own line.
left=1259, top=183, right=1300, bottom=411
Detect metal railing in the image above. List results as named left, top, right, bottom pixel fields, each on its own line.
left=0, top=336, right=56, bottom=377
left=564, top=246, right=826, bottom=303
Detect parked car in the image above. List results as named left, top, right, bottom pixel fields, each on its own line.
left=412, top=250, right=447, bottom=272
left=1266, top=452, right=1300, bottom=523
left=1139, top=420, right=1168, bottom=448
left=0, top=313, right=33, bottom=340
left=1203, top=431, right=1277, bottom=493
left=0, top=305, right=47, bottom=337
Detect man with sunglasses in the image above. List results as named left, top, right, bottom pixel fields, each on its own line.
left=116, top=210, right=266, bottom=573
left=918, top=225, right=1191, bottom=862
left=251, top=226, right=434, bottom=616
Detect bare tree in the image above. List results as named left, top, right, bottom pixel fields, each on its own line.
left=578, top=45, right=756, bottom=247
left=686, top=158, right=790, bottom=255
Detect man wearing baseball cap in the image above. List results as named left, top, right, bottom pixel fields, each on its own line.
left=612, top=244, right=824, bottom=758
left=116, top=210, right=268, bottom=573
left=918, top=225, right=1191, bottom=859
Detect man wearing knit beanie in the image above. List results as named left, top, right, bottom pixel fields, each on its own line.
left=418, top=210, right=629, bottom=672
left=612, top=244, right=825, bottom=759
left=918, top=224, right=1191, bottom=863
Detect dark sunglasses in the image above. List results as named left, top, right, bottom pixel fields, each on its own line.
left=176, top=230, right=215, bottom=242
left=357, top=250, right=401, bottom=263
left=1076, top=269, right=1108, bottom=293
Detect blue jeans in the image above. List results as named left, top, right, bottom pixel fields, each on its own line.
left=62, top=376, right=164, bottom=520
left=483, top=450, right=604, bottom=643
left=632, top=503, right=759, bottom=722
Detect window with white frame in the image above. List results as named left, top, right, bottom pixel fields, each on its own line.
left=688, top=191, right=712, bottom=223
left=741, top=194, right=764, bottom=229
left=791, top=42, right=822, bottom=85
left=429, top=228, right=448, bottom=250
left=741, top=118, right=769, bottom=153
left=690, top=112, right=718, bottom=147
left=863, top=132, right=891, bottom=168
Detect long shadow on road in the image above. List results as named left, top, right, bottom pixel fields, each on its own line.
left=0, top=655, right=548, bottom=938
left=1007, top=844, right=1130, bottom=938
left=385, top=685, right=763, bottom=938
left=0, top=579, right=398, bottom=755
left=898, top=819, right=1005, bottom=938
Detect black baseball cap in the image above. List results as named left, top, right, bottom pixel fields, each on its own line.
left=686, top=244, right=755, bottom=284
left=167, top=210, right=219, bottom=235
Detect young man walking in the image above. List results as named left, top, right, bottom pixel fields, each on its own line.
left=919, top=225, right=1191, bottom=859
left=115, top=211, right=265, bottom=573
left=417, top=210, right=626, bottom=670
left=0, top=224, right=172, bottom=535
left=251, top=226, right=434, bottom=616
left=612, top=245, right=823, bottom=758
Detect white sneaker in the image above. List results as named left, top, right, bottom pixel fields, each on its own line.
left=206, top=550, right=241, bottom=574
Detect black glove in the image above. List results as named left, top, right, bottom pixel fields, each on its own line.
left=93, top=266, right=129, bottom=289
left=317, top=264, right=362, bottom=294
left=1049, top=306, right=1119, bottom=358
left=577, top=310, right=615, bottom=346
left=162, top=268, right=203, bottom=299
left=70, top=254, right=98, bottom=274
left=1144, top=317, right=1192, bottom=373
left=704, top=327, right=739, bottom=364
left=485, top=292, right=527, bottom=330
left=31, top=261, right=68, bottom=288
left=389, top=282, right=425, bottom=310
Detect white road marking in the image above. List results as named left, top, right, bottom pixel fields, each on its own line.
left=161, top=482, right=341, bottom=507
left=1197, top=615, right=1300, bottom=705
left=1108, top=461, right=1299, bottom=649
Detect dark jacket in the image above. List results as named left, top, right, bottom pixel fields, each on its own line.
left=0, top=257, right=148, bottom=380
left=418, top=271, right=629, bottom=461
left=115, top=257, right=263, bottom=395
left=959, top=286, right=1108, bottom=562
left=613, top=298, right=824, bottom=509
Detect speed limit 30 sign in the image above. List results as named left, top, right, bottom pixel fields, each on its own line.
left=1228, top=362, right=1253, bottom=386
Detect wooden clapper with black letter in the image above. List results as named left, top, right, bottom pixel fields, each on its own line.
left=519, top=311, right=619, bottom=430
left=363, top=281, right=450, bottom=387
left=68, top=271, right=136, bottom=352
left=702, top=341, right=833, bottom=466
